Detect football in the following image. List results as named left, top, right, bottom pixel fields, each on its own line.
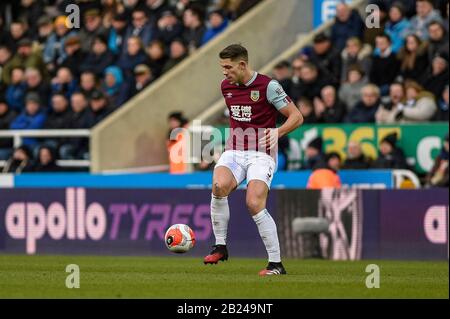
left=164, top=224, right=196, bottom=253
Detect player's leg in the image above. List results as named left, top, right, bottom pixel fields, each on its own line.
left=246, top=155, right=286, bottom=275
left=211, top=166, right=237, bottom=246
left=204, top=151, right=244, bottom=264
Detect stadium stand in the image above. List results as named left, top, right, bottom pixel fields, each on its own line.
left=0, top=0, right=448, bottom=187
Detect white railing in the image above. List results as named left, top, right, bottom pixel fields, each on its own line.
left=0, top=129, right=91, bottom=168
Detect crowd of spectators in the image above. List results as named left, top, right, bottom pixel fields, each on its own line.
left=0, top=0, right=262, bottom=169
left=0, top=0, right=448, bottom=186
left=272, top=0, right=448, bottom=184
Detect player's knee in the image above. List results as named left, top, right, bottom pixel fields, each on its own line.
left=246, top=197, right=264, bottom=215
left=212, top=182, right=230, bottom=197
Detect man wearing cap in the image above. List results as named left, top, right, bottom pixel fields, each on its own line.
left=131, top=64, right=153, bottom=97
left=60, top=35, right=86, bottom=78
left=89, top=89, right=112, bottom=125
left=107, top=13, right=129, bottom=56
left=10, top=92, right=47, bottom=147
left=154, top=9, right=183, bottom=46
left=37, top=16, right=54, bottom=45
left=302, top=137, right=325, bottom=170
left=79, top=9, right=109, bottom=52
left=2, top=38, right=47, bottom=85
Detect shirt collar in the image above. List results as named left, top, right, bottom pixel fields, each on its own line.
left=244, top=71, right=258, bottom=87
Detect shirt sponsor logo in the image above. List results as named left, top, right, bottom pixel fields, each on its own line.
left=230, top=105, right=252, bottom=122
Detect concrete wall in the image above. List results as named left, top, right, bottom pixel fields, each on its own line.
left=90, top=0, right=314, bottom=172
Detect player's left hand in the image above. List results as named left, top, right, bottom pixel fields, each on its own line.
left=259, top=128, right=279, bottom=150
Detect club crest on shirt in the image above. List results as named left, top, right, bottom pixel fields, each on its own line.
left=250, top=90, right=260, bottom=102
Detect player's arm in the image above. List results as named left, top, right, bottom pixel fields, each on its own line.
left=260, top=80, right=303, bottom=149
left=277, top=102, right=303, bottom=138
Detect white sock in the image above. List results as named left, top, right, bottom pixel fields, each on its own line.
left=211, top=194, right=230, bottom=245
left=253, top=209, right=281, bottom=263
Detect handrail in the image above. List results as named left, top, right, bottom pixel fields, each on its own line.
left=0, top=129, right=91, bottom=148
left=0, top=159, right=90, bottom=168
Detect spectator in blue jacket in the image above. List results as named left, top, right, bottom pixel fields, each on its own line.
left=384, top=2, right=412, bottom=53
left=108, top=12, right=129, bottom=57
left=331, top=3, right=364, bottom=50
left=43, top=16, right=77, bottom=73
left=5, top=66, right=27, bottom=112
left=10, top=92, right=47, bottom=146
left=201, top=9, right=229, bottom=46
left=102, top=66, right=130, bottom=109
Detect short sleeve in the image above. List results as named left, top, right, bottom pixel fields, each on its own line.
left=267, top=80, right=291, bottom=110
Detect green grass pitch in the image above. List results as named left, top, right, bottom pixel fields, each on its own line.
left=0, top=255, right=447, bottom=298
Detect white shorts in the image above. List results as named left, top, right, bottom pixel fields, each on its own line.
left=215, top=150, right=276, bottom=189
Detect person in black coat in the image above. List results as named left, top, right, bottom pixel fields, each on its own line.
left=331, top=3, right=364, bottom=50
left=44, top=93, right=72, bottom=130
left=1, top=145, right=34, bottom=173
left=397, top=34, right=430, bottom=83
left=182, top=4, right=206, bottom=51
left=290, top=62, right=332, bottom=102
left=89, top=90, right=112, bottom=126
left=302, top=137, right=325, bottom=170
left=60, top=35, right=87, bottom=79
left=313, top=85, right=347, bottom=123
left=0, top=98, right=17, bottom=159
left=421, top=52, right=449, bottom=100
left=345, top=84, right=380, bottom=123
left=59, top=92, right=94, bottom=160
left=301, top=33, right=342, bottom=86
left=33, top=145, right=62, bottom=172
left=342, top=141, right=372, bottom=169
left=372, top=132, right=408, bottom=169
left=369, top=34, right=400, bottom=94
left=79, top=35, right=115, bottom=78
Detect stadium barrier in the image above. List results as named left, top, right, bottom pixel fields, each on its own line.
left=0, top=170, right=394, bottom=189
left=0, top=129, right=91, bottom=169
left=0, top=188, right=447, bottom=260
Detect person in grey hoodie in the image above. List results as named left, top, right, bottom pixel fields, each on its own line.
left=339, top=65, right=368, bottom=112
